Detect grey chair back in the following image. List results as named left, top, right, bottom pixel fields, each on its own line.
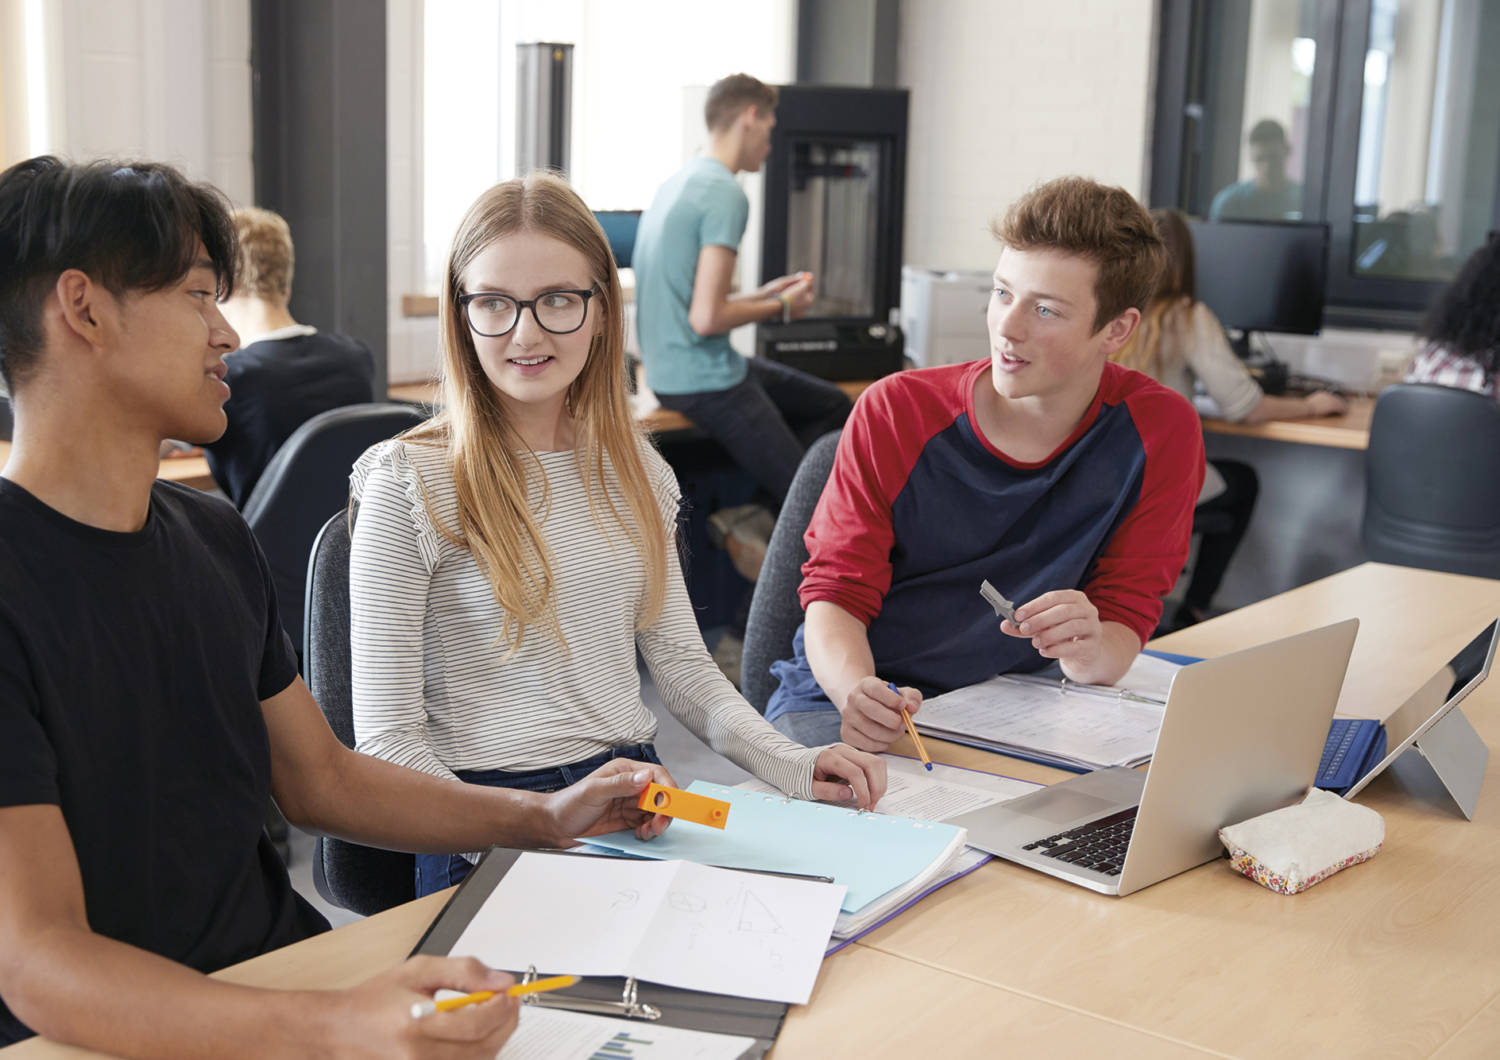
left=304, top=511, right=416, bottom=914
left=244, top=402, right=426, bottom=660
left=1363, top=382, right=1500, bottom=578
left=741, top=431, right=842, bottom=713
left=0, top=393, right=11, bottom=441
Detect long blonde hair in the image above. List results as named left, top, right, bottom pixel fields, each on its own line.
left=1112, top=207, right=1196, bottom=379
left=400, top=172, right=668, bottom=654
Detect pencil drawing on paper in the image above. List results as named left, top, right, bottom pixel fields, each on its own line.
left=737, top=890, right=785, bottom=934
left=667, top=889, right=707, bottom=913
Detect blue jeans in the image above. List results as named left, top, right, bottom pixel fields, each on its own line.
left=413, top=743, right=663, bottom=897
left=655, top=357, right=852, bottom=503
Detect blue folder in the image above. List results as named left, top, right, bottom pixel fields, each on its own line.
left=584, top=781, right=964, bottom=914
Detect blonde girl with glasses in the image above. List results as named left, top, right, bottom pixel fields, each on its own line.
left=347, top=173, right=887, bottom=897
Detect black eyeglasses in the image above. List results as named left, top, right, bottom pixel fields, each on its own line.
left=457, top=288, right=598, bottom=337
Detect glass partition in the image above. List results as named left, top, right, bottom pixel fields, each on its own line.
left=1349, top=0, right=1500, bottom=282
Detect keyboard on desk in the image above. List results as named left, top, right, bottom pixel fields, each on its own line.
left=1316, top=717, right=1385, bottom=793
left=1021, top=807, right=1138, bottom=877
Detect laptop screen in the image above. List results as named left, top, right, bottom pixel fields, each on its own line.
left=1344, top=618, right=1498, bottom=799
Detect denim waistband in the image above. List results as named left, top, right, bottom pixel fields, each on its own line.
left=452, top=743, right=662, bottom=793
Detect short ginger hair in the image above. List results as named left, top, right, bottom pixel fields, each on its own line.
left=231, top=206, right=295, bottom=300
left=991, top=176, right=1166, bottom=333
left=705, top=73, right=778, bottom=132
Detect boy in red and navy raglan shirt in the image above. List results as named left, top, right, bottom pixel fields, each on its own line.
left=766, top=177, right=1205, bottom=751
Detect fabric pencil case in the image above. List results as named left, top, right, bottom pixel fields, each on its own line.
left=1218, top=787, right=1384, bottom=895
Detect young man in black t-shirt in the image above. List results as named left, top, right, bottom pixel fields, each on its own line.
left=0, top=157, right=675, bottom=1057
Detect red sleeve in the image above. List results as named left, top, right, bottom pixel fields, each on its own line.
left=1085, top=376, right=1206, bottom=645
left=797, top=367, right=967, bottom=625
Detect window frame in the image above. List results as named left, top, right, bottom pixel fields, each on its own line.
left=1150, top=0, right=1500, bottom=331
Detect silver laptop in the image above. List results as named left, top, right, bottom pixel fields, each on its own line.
left=944, top=619, right=1359, bottom=896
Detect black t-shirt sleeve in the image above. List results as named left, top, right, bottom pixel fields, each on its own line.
left=242, top=521, right=300, bottom=701
left=0, top=615, right=59, bottom=807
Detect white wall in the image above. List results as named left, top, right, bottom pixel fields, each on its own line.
left=387, top=0, right=439, bottom=384
left=46, top=0, right=253, bottom=204
left=897, top=0, right=1158, bottom=271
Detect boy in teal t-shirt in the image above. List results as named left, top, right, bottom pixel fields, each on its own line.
left=633, top=73, right=851, bottom=503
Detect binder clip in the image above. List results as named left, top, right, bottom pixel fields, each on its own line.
left=520, top=966, right=662, bottom=1021
left=980, top=579, right=1017, bottom=625
left=638, top=782, right=731, bottom=829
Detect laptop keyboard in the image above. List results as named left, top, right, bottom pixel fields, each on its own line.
left=1020, top=807, right=1137, bottom=876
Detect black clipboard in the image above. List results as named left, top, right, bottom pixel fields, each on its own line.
left=410, top=846, right=789, bottom=1058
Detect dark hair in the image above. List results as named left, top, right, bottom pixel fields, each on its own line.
left=704, top=73, right=778, bottom=132
left=991, top=176, right=1166, bottom=332
left=0, top=155, right=237, bottom=390
left=1421, top=236, right=1500, bottom=377
left=1248, top=119, right=1289, bottom=147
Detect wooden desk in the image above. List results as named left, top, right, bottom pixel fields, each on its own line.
left=388, top=378, right=877, bottom=437
left=637, top=379, right=874, bottom=436
left=0, top=895, right=1216, bottom=1060
left=9, top=562, right=1499, bottom=1058
left=870, top=562, right=1500, bottom=1058
left=0, top=442, right=217, bottom=492
left=1201, top=394, right=1374, bottom=450
left=387, top=380, right=440, bottom=405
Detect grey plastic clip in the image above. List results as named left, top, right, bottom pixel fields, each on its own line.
left=980, top=580, right=1017, bottom=625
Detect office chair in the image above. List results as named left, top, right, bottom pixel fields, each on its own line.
left=304, top=510, right=417, bottom=914
left=243, top=402, right=426, bottom=662
left=0, top=392, right=11, bottom=441
left=1362, top=383, right=1500, bottom=578
left=741, top=431, right=842, bottom=713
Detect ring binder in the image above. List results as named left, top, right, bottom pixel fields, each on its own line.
left=411, top=847, right=794, bottom=1058
left=520, top=966, right=662, bottom=1021
left=1016, top=670, right=1167, bottom=708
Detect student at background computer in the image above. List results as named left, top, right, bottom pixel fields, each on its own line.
left=763, top=177, right=1205, bottom=751
left=1405, top=235, right=1500, bottom=400
left=204, top=206, right=376, bottom=506
left=1209, top=119, right=1303, bottom=222
left=0, top=155, right=677, bottom=1056
left=632, top=73, right=853, bottom=526
left=347, top=171, right=885, bottom=897
left=1111, top=208, right=1346, bottom=630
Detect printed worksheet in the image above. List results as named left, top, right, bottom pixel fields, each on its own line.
left=738, top=755, right=1040, bottom=822
left=915, top=676, right=1165, bottom=769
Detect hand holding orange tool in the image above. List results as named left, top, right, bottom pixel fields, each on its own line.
left=637, top=782, right=731, bottom=828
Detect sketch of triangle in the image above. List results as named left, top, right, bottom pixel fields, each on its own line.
left=738, top=891, right=784, bottom=933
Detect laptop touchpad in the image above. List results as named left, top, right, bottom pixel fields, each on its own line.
left=1024, top=789, right=1119, bottom=824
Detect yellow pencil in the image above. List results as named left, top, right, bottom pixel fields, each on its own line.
left=890, top=681, right=933, bottom=771
left=409, top=974, right=580, bottom=1019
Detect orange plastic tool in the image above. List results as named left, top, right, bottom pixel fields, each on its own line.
left=637, top=783, right=731, bottom=829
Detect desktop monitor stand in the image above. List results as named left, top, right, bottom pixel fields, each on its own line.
left=1391, top=706, right=1489, bottom=820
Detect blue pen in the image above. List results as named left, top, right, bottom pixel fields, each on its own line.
left=889, top=681, right=933, bottom=770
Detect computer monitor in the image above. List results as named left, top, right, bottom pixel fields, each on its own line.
left=1187, top=219, right=1329, bottom=356
left=591, top=210, right=641, bottom=270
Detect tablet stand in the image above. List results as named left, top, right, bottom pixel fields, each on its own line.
left=1401, top=705, right=1490, bottom=820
